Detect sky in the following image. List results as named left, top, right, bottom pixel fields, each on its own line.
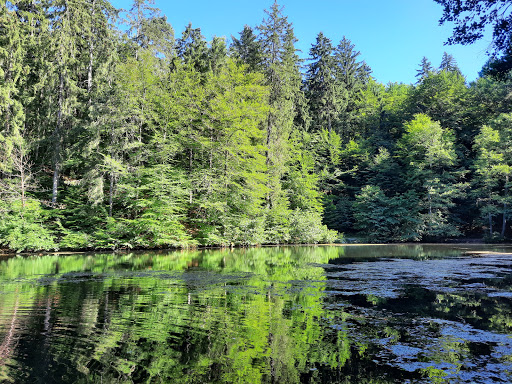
left=110, top=0, right=493, bottom=85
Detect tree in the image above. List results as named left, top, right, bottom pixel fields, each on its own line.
left=332, top=36, right=372, bottom=140
left=473, top=114, right=512, bottom=238
left=435, top=0, right=512, bottom=78
left=257, top=1, right=300, bottom=237
left=411, top=69, right=468, bottom=134
left=439, top=51, right=461, bottom=73
left=353, top=185, right=421, bottom=242
left=176, top=23, right=208, bottom=72
left=0, top=0, right=26, bottom=173
left=416, top=56, right=435, bottom=83
left=208, top=36, right=227, bottom=73
left=126, top=0, right=174, bottom=59
left=398, top=114, right=464, bottom=239
left=230, top=25, right=262, bottom=72
left=435, top=0, right=512, bottom=53
left=304, top=32, right=339, bottom=134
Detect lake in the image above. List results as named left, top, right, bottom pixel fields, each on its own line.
left=1, top=244, right=511, bottom=383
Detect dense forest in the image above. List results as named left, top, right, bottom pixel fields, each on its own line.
left=1, top=0, right=512, bottom=252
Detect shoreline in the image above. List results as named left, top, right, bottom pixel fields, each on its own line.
left=3, top=241, right=512, bottom=258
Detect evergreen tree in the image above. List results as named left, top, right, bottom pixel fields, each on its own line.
left=208, top=36, right=227, bottom=74
left=257, top=1, right=299, bottom=238
left=176, top=23, right=208, bottom=72
left=439, top=51, right=460, bottom=73
left=257, top=2, right=328, bottom=242
left=0, top=0, right=25, bottom=172
left=333, top=36, right=371, bottom=140
left=230, top=25, right=262, bottom=72
left=415, top=56, right=435, bottom=83
left=304, top=32, right=339, bottom=134
left=126, top=0, right=174, bottom=59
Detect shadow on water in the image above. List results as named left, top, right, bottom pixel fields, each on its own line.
left=0, top=244, right=511, bottom=383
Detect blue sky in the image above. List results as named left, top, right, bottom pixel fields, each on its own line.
left=111, top=0, right=492, bottom=85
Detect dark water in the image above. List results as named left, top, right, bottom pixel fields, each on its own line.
left=1, top=245, right=512, bottom=383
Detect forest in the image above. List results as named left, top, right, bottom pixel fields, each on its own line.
left=1, top=0, right=512, bottom=252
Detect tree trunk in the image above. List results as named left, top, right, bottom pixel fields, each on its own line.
left=501, top=175, right=508, bottom=237
left=52, top=71, right=64, bottom=204
left=189, top=148, right=193, bottom=204
left=87, top=0, right=96, bottom=99
left=109, top=170, right=114, bottom=217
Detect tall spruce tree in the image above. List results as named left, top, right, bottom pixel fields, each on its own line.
left=304, top=32, right=339, bottom=134
left=230, top=25, right=262, bottom=72
left=257, top=2, right=299, bottom=217
left=126, top=0, right=174, bottom=59
left=257, top=1, right=330, bottom=242
left=415, top=56, right=435, bottom=83
left=439, top=51, right=460, bottom=73
left=333, top=36, right=371, bottom=140
left=0, top=1, right=25, bottom=172
left=176, top=23, right=208, bottom=72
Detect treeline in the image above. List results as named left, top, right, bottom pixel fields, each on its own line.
left=0, top=0, right=511, bottom=251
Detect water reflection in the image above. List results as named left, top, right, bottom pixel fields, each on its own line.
left=0, top=245, right=511, bottom=383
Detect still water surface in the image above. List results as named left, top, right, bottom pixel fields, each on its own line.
left=1, top=244, right=512, bottom=383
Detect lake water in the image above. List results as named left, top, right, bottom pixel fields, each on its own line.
left=1, top=244, right=512, bottom=383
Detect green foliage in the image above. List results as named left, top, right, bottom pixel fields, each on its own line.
left=0, top=199, right=56, bottom=252
left=288, top=209, right=339, bottom=244
left=411, top=70, right=468, bottom=133
left=2, top=0, right=512, bottom=251
left=398, top=114, right=464, bottom=239
left=354, top=185, right=421, bottom=242
left=473, top=113, right=512, bottom=238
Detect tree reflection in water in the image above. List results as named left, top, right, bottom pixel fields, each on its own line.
left=0, top=245, right=511, bottom=383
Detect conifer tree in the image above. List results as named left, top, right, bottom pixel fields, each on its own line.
left=415, top=56, right=435, bottom=83
left=0, top=1, right=25, bottom=172
left=208, top=36, right=227, bottom=74
left=176, top=23, right=208, bottom=72
left=230, top=25, right=262, bottom=72
left=333, top=36, right=371, bottom=140
left=304, top=32, right=339, bottom=134
left=257, top=2, right=300, bottom=217
left=127, top=0, right=174, bottom=59
left=439, top=51, right=460, bottom=73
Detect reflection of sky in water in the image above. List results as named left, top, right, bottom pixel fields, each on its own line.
left=324, top=254, right=512, bottom=298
